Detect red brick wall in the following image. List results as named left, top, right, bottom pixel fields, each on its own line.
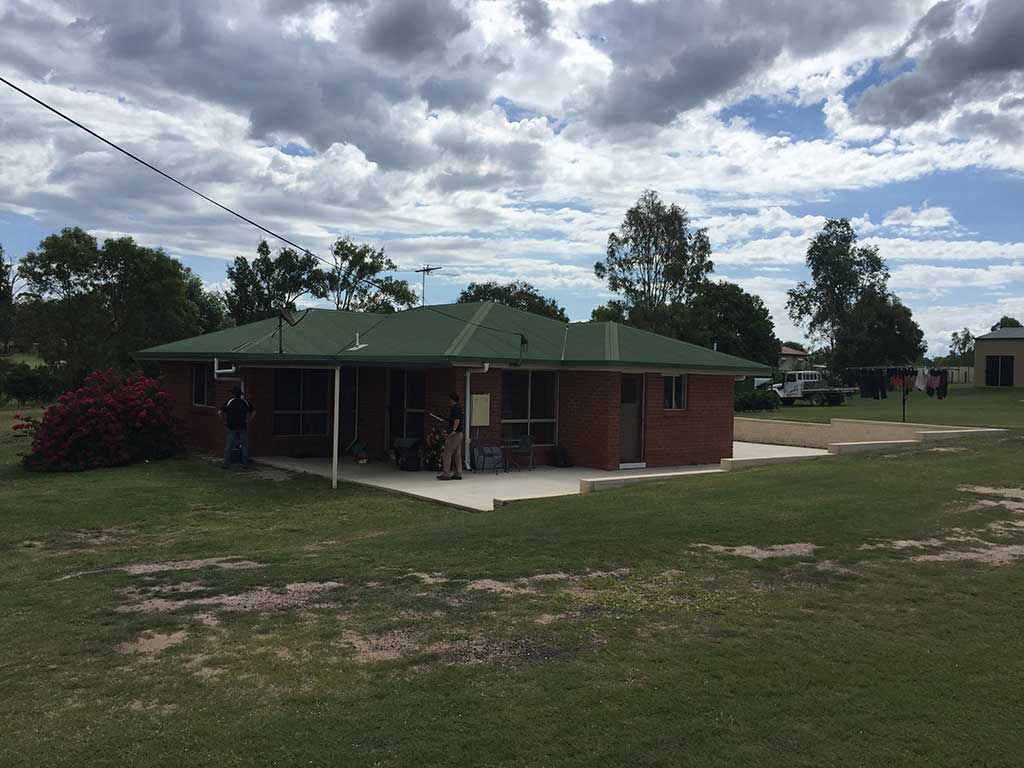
left=643, top=373, right=734, bottom=467
left=160, top=362, right=340, bottom=459
left=160, top=363, right=735, bottom=469
left=558, top=371, right=621, bottom=470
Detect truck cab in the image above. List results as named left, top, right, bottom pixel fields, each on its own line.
left=771, top=371, right=854, bottom=406
left=774, top=371, right=822, bottom=400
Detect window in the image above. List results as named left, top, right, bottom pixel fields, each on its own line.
left=403, top=370, right=426, bottom=439
left=273, top=369, right=330, bottom=436
left=663, top=375, right=687, bottom=410
left=501, top=370, right=557, bottom=444
left=389, top=369, right=426, bottom=440
left=191, top=363, right=216, bottom=407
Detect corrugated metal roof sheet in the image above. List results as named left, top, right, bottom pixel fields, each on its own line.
left=977, top=327, right=1024, bottom=341
left=137, top=302, right=771, bottom=374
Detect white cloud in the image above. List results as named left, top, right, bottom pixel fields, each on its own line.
left=0, top=0, right=1022, bottom=358
left=881, top=203, right=958, bottom=231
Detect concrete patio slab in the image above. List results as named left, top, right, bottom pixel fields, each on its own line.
left=258, top=440, right=830, bottom=512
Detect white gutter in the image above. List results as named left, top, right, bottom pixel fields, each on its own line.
left=464, top=363, right=490, bottom=471
left=213, top=358, right=241, bottom=383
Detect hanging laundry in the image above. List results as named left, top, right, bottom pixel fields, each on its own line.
left=915, top=367, right=928, bottom=392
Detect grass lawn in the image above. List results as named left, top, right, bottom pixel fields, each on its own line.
left=2, top=352, right=45, bottom=368
left=3, top=406, right=1024, bottom=766
left=743, top=384, right=1024, bottom=429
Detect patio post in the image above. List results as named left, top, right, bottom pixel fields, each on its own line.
left=332, top=366, right=340, bottom=489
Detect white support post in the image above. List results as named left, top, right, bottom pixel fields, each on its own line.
left=464, top=369, right=472, bottom=472
left=332, top=366, right=340, bottom=489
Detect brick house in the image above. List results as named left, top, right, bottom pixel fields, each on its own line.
left=137, top=302, right=770, bottom=477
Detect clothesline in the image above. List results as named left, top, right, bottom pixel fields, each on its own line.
left=846, top=366, right=950, bottom=422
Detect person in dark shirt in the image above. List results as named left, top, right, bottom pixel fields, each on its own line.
left=437, top=392, right=463, bottom=481
left=219, top=386, right=255, bottom=469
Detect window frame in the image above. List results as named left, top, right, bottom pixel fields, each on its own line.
left=191, top=363, right=216, bottom=408
left=663, top=374, right=688, bottom=410
left=500, top=370, right=558, bottom=446
left=401, top=369, right=426, bottom=438
left=272, top=368, right=330, bottom=437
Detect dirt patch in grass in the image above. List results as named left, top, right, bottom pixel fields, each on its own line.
left=856, top=487, right=1024, bottom=566
left=912, top=545, right=1024, bottom=565
left=860, top=538, right=947, bottom=551
left=340, top=630, right=419, bottom=662
left=959, top=485, right=1024, bottom=501
left=467, top=578, right=536, bottom=596
left=464, top=569, right=630, bottom=597
left=60, top=557, right=264, bottom=581
left=129, top=699, right=179, bottom=716
left=116, top=581, right=344, bottom=614
left=407, top=572, right=449, bottom=585
left=303, top=531, right=386, bottom=553
left=247, top=466, right=296, bottom=482
left=694, top=543, right=818, bottom=560
left=117, top=630, right=188, bottom=656
left=185, top=654, right=225, bottom=679
left=429, top=635, right=598, bottom=667
left=534, top=613, right=570, bottom=625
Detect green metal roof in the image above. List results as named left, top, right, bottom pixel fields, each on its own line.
left=137, top=302, right=771, bottom=374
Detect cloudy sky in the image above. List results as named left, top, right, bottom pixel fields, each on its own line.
left=1, top=0, right=1023, bottom=353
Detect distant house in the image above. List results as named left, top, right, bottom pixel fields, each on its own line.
left=137, top=302, right=770, bottom=473
left=974, top=327, right=1023, bottom=387
left=778, top=345, right=809, bottom=371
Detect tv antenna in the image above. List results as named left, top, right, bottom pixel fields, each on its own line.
left=276, top=307, right=310, bottom=353
left=414, top=264, right=443, bottom=306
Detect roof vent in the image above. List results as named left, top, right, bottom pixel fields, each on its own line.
left=347, top=332, right=368, bottom=352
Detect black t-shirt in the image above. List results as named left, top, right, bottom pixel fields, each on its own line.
left=448, top=403, right=464, bottom=433
left=220, top=396, right=253, bottom=431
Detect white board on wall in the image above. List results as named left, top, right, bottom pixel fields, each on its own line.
left=470, top=394, right=491, bottom=427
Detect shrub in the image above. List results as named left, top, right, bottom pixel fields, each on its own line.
left=735, top=389, right=780, bottom=413
left=13, top=369, right=182, bottom=472
left=422, top=425, right=448, bottom=470
left=2, top=363, right=63, bottom=405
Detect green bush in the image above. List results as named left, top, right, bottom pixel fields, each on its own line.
left=735, top=389, right=779, bottom=413
left=1, top=363, right=63, bottom=405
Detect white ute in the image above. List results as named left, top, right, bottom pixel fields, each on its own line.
left=771, top=371, right=858, bottom=407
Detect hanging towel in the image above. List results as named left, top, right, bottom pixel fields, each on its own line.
left=915, top=367, right=928, bottom=392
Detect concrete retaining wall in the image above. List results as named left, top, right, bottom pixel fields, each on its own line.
left=735, top=416, right=1000, bottom=453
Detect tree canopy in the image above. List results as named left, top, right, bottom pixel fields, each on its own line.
left=594, top=190, right=712, bottom=323
left=674, top=281, right=781, bottom=366
left=832, top=289, right=926, bottom=370
left=786, top=218, right=889, bottom=353
left=224, top=241, right=330, bottom=325
left=326, top=238, right=416, bottom=313
left=786, top=219, right=923, bottom=372
left=991, top=315, right=1022, bottom=331
left=17, top=227, right=228, bottom=383
left=1, top=243, right=17, bottom=354
left=458, top=281, right=568, bottom=322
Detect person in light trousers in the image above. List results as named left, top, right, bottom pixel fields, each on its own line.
left=437, top=391, right=464, bottom=480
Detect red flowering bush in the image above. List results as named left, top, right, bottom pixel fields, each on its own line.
left=13, top=369, right=182, bottom=472
left=422, top=424, right=448, bottom=470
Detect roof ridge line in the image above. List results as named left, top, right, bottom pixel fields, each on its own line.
left=604, top=322, right=619, bottom=361
left=445, top=302, right=495, bottom=357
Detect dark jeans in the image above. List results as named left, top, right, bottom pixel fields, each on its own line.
left=223, top=428, right=250, bottom=467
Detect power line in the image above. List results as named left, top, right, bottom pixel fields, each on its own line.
left=0, top=75, right=331, bottom=268
left=0, top=75, right=527, bottom=346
